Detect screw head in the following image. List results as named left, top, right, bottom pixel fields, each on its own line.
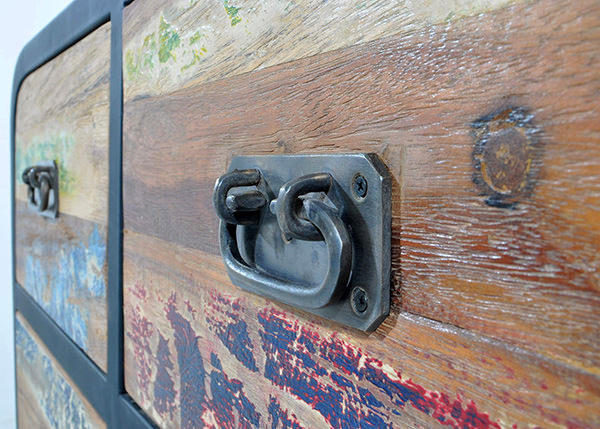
left=351, top=287, right=368, bottom=314
left=352, top=173, right=368, bottom=199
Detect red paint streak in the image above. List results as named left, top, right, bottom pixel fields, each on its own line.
left=126, top=302, right=154, bottom=403
left=132, top=280, right=148, bottom=302
left=184, top=299, right=197, bottom=320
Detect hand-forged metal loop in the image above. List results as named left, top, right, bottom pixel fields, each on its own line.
left=275, top=172, right=333, bottom=241
left=213, top=168, right=266, bottom=225
left=36, top=172, right=51, bottom=212
left=220, top=197, right=352, bottom=309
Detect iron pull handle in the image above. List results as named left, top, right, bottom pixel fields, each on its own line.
left=21, top=161, right=59, bottom=218
left=214, top=170, right=352, bottom=309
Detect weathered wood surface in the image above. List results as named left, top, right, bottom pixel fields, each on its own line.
left=124, top=231, right=600, bottom=428
left=122, top=0, right=600, bottom=426
left=123, top=0, right=517, bottom=102
left=15, top=21, right=110, bottom=225
left=14, top=22, right=110, bottom=371
left=16, top=313, right=106, bottom=429
left=15, top=201, right=108, bottom=371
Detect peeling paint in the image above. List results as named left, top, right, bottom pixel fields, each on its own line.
left=258, top=307, right=502, bottom=428
left=16, top=317, right=104, bottom=428
left=205, top=290, right=259, bottom=372
left=24, top=224, right=106, bottom=354
left=16, top=132, right=76, bottom=195
left=223, top=1, right=242, bottom=26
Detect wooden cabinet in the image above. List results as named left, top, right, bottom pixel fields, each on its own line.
left=13, top=0, right=600, bottom=427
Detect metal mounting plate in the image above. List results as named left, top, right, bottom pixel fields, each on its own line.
left=223, top=153, right=391, bottom=332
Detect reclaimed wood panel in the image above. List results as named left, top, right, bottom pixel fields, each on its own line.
left=15, top=201, right=108, bottom=370
left=123, top=0, right=518, bottom=102
left=16, top=313, right=106, bottom=429
left=123, top=0, right=600, bottom=378
left=123, top=0, right=600, bottom=426
left=124, top=230, right=600, bottom=428
left=14, top=22, right=110, bottom=371
left=15, top=21, right=110, bottom=225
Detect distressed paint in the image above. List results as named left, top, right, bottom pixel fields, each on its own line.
left=153, top=332, right=177, bottom=420
left=23, top=225, right=107, bottom=351
left=124, top=224, right=600, bottom=427
left=121, top=0, right=600, bottom=425
left=123, top=0, right=519, bottom=101
left=15, top=21, right=110, bottom=225
left=23, top=222, right=106, bottom=358
left=122, top=0, right=600, bottom=376
left=268, top=396, right=305, bottom=429
left=125, top=279, right=507, bottom=428
left=15, top=314, right=105, bottom=429
left=14, top=20, right=111, bottom=371
left=258, top=308, right=501, bottom=429
left=15, top=132, right=76, bottom=195
left=205, top=290, right=259, bottom=372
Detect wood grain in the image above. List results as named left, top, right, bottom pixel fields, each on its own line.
left=122, top=0, right=519, bottom=102
left=15, top=201, right=108, bottom=371
left=15, top=21, right=110, bottom=225
left=123, top=0, right=600, bottom=384
left=16, top=313, right=106, bottom=429
left=124, top=230, right=600, bottom=428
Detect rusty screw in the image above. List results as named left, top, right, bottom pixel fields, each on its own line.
left=351, top=287, right=368, bottom=314
left=352, top=173, right=368, bottom=199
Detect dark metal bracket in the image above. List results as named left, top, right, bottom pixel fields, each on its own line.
left=22, top=160, right=59, bottom=219
left=213, top=154, right=391, bottom=332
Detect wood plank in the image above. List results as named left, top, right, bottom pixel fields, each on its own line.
left=123, top=0, right=519, bottom=102
left=124, top=230, right=600, bottom=428
left=16, top=313, right=106, bottom=429
left=16, top=201, right=108, bottom=371
left=123, top=0, right=600, bottom=377
left=15, top=21, right=110, bottom=225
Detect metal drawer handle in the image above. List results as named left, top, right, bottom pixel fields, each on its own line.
left=21, top=161, right=59, bottom=218
left=214, top=170, right=352, bottom=309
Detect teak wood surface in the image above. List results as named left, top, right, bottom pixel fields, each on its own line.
left=14, top=22, right=111, bottom=371
left=122, top=0, right=600, bottom=427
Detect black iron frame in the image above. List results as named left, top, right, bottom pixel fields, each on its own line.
left=11, top=0, right=154, bottom=427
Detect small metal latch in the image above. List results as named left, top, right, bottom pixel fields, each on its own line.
left=213, top=154, right=391, bottom=332
left=22, top=161, right=59, bottom=218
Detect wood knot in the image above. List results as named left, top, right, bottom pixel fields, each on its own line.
left=472, top=107, right=541, bottom=208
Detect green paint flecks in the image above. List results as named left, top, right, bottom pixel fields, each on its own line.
left=190, top=30, right=203, bottom=44
left=16, top=132, right=76, bottom=195
left=181, top=32, right=207, bottom=72
left=125, top=32, right=157, bottom=79
left=158, top=16, right=181, bottom=63
left=223, top=1, right=242, bottom=26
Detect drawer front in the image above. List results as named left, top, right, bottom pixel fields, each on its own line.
left=122, top=0, right=600, bottom=427
left=15, top=313, right=106, bottom=429
left=15, top=22, right=111, bottom=371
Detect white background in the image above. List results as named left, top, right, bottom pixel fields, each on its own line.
left=0, top=0, right=73, bottom=427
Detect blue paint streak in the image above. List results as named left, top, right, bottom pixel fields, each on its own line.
left=210, top=353, right=261, bottom=428
left=153, top=332, right=177, bottom=420
left=268, top=396, right=303, bottom=429
left=166, top=299, right=206, bottom=429
left=258, top=312, right=388, bottom=428
left=24, top=224, right=107, bottom=352
left=211, top=318, right=259, bottom=372
left=15, top=319, right=97, bottom=428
